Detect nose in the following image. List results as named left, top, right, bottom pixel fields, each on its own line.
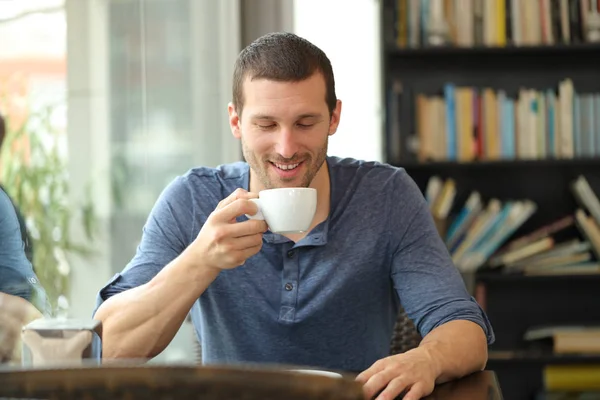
left=274, top=127, right=299, bottom=159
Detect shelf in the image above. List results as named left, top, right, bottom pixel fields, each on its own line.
left=385, top=43, right=600, bottom=57
left=394, top=157, right=600, bottom=170
left=475, top=269, right=600, bottom=284
left=489, top=350, right=600, bottom=364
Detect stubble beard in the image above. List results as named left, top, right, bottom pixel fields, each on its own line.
left=242, top=136, right=329, bottom=190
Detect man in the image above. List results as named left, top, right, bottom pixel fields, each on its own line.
left=94, top=32, right=494, bottom=400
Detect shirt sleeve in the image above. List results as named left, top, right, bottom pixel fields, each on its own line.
left=0, top=190, right=51, bottom=316
left=93, top=175, right=196, bottom=316
left=389, top=170, right=495, bottom=344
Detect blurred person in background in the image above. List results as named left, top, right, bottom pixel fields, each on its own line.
left=0, top=112, right=34, bottom=264
left=0, top=112, right=48, bottom=364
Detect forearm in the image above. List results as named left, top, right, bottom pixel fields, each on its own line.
left=94, top=249, right=219, bottom=360
left=0, top=293, right=43, bottom=363
left=418, top=320, right=488, bottom=384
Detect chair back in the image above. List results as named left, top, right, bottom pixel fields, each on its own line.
left=389, top=306, right=422, bottom=355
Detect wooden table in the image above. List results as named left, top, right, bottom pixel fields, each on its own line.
left=0, top=364, right=502, bottom=399
left=423, top=371, right=503, bottom=400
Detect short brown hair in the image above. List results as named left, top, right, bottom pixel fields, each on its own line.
left=232, top=32, right=337, bottom=118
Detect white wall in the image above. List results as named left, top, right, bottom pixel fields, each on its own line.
left=293, top=0, right=383, bottom=162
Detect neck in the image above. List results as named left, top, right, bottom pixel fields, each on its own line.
left=308, top=160, right=331, bottom=220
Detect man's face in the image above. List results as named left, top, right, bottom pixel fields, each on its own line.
left=228, top=72, right=341, bottom=189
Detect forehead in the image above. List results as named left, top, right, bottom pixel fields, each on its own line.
left=242, top=72, right=328, bottom=118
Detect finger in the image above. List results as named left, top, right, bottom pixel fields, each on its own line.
left=402, top=382, right=429, bottom=400
left=362, top=370, right=396, bottom=400
left=229, top=219, right=268, bottom=238
left=356, top=359, right=386, bottom=384
left=213, top=198, right=259, bottom=223
left=216, top=188, right=257, bottom=210
left=229, top=233, right=264, bottom=250
left=374, top=376, right=410, bottom=400
left=237, top=243, right=263, bottom=262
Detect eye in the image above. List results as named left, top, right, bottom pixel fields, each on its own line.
left=257, top=124, right=276, bottom=130
left=297, top=123, right=314, bottom=129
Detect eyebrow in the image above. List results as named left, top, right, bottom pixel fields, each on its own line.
left=250, top=113, right=323, bottom=121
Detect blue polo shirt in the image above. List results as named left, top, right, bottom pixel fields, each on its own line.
left=0, top=188, right=50, bottom=316
left=95, top=156, right=494, bottom=372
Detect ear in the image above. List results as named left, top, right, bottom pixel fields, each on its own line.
left=328, top=99, right=342, bottom=136
left=228, top=102, right=242, bottom=139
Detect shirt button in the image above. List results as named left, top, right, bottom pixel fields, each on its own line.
left=287, top=250, right=295, bottom=258
left=284, top=283, right=294, bottom=291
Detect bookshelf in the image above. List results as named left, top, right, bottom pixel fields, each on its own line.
left=381, top=1, right=600, bottom=399
left=384, top=44, right=600, bottom=165
left=402, top=158, right=600, bottom=235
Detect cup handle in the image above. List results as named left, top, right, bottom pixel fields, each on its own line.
left=245, top=198, right=265, bottom=220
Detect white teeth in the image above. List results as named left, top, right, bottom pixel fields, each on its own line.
left=275, top=163, right=300, bottom=170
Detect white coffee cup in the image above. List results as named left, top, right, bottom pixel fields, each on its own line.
left=246, top=188, right=317, bottom=233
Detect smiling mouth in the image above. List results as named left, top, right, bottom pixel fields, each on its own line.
left=271, top=162, right=301, bottom=171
